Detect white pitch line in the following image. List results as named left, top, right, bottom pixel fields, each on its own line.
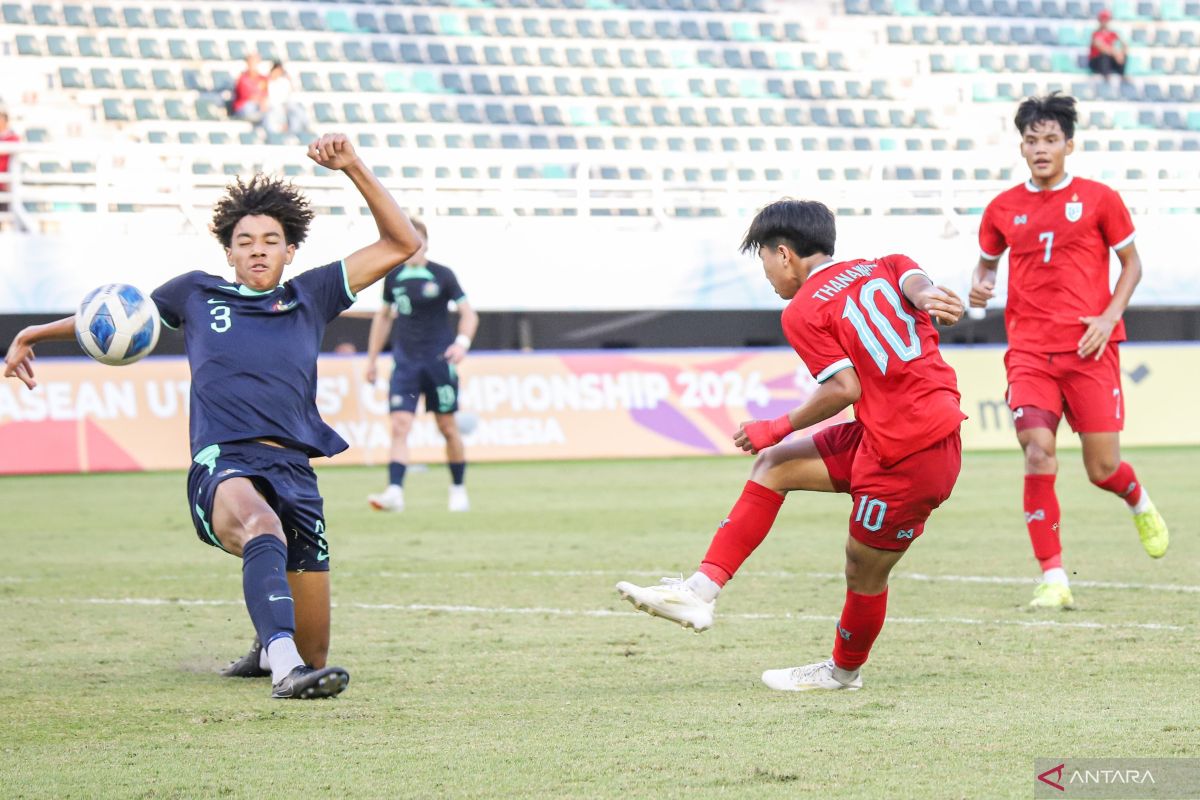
left=7, top=569, right=1199, bottom=596
left=70, top=597, right=1183, bottom=632
left=345, top=569, right=1200, bottom=595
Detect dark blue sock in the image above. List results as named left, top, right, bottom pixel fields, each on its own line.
left=388, top=461, right=407, bottom=487
left=241, top=535, right=295, bottom=647
left=449, top=462, right=466, bottom=486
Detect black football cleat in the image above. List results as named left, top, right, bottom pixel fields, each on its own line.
left=220, top=636, right=270, bottom=678
left=271, top=665, right=350, bottom=700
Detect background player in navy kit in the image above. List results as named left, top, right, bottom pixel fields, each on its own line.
left=365, top=219, right=479, bottom=513
left=3, top=133, right=422, bottom=699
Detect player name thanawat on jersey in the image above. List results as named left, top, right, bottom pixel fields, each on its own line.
left=810, top=262, right=879, bottom=302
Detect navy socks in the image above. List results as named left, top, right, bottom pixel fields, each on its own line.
left=241, top=535, right=295, bottom=647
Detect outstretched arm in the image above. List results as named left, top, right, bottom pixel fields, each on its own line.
left=4, top=316, right=76, bottom=390
left=306, top=133, right=422, bottom=295
left=733, top=368, right=862, bottom=454
left=901, top=273, right=965, bottom=326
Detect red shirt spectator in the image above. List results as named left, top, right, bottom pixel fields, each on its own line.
left=0, top=110, right=19, bottom=203
left=232, top=54, right=268, bottom=120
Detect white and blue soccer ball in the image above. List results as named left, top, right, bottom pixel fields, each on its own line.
left=74, top=283, right=161, bottom=366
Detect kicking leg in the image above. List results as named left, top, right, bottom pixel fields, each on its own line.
left=616, top=435, right=833, bottom=632
left=1081, top=432, right=1167, bottom=558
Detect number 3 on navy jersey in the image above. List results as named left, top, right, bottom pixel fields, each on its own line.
left=841, top=278, right=921, bottom=374
left=210, top=304, right=232, bottom=333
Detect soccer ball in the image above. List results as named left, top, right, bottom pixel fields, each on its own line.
left=74, top=283, right=161, bottom=366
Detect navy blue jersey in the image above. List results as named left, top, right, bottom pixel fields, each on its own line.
left=152, top=261, right=355, bottom=458
left=381, top=260, right=466, bottom=361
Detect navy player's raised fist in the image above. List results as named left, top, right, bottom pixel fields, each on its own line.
left=306, top=134, right=358, bottom=171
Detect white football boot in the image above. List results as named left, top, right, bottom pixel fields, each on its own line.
left=368, top=485, right=404, bottom=512
left=615, top=577, right=715, bottom=632
left=761, top=659, right=862, bottom=692
left=448, top=485, right=470, bottom=512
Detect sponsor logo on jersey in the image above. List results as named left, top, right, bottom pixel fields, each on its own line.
left=1013, top=214, right=1027, bottom=225
left=422, top=281, right=440, bottom=298
left=272, top=298, right=298, bottom=312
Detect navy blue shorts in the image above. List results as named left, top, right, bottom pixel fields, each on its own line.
left=186, top=440, right=330, bottom=572
left=389, top=357, right=459, bottom=414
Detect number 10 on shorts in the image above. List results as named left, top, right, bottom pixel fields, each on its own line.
left=854, top=495, right=888, bottom=532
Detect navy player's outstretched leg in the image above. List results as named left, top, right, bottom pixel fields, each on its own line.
left=213, top=478, right=348, bottom=699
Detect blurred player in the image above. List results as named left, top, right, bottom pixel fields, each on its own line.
left=4, top=134, right=422, bottom=698
left=616, top=200, right=965, bottom=691
left=364, top=219, right=479, bottom=513
left=970, top=93, right=1168, bottom=610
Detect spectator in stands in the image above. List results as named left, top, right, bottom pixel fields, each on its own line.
left=1088, top=10, right=1127, bottom=84
left=264, top=61, right=311, bottom=138
left=0, top=109, right=18, bottom=213
left=231, top=53, right=268, bottom=124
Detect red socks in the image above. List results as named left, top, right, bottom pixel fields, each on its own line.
left=832, top=587, right=888, bottom=670
left=697, top=480, right=784, bottom=586
left=1024, top=474, right=1062, bottom=571
left=1093, top=461, right=1143, bottom=507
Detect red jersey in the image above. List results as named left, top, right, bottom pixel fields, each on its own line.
left=782, top=254, right=965, bottom=466
left=979, top=176, right=1135, bottom=354
left=232, top=70, right=267, bottom=112
left=1089, top=29, right=1121, bottom=59
left=0, top=129, right=18, bottom=192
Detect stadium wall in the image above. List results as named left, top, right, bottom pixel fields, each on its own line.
left=0, top=343, right=1194, bottom=475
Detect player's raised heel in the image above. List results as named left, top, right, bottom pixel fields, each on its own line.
left=1134, top=501, right=1168, bottom=558
left=615, top=578, right=715, bottom=632
left=368, top=485, right=404, bottom=512
left=1028, top=581, right=1074, bottom=609
left=219, top=636, right=269, bottom=678
left=271, top=665, right=350, bottom=699
left=761, top=659, right=862, bottom=692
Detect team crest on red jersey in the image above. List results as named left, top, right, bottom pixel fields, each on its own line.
left=1065, top=193, right=1083, bottom=222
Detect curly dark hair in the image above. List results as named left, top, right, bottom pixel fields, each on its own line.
left=740, top=199, right=836, bottom=258
left=1014, top=91, right=1077, bottom=140
left=209, top=174, right=314, bottom=248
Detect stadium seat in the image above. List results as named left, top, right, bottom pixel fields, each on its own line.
left=59, top=66, right=85, bottom=89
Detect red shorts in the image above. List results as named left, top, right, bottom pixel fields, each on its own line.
left=814, top=421, right=962, bottom=552
left=1005, top=346, right=1124, bottom=433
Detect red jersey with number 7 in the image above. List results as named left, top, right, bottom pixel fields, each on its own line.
left=979, top=175, right=1135, bottom=354
left=781, top=255, right=965, bottom=467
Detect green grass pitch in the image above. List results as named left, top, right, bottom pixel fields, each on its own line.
left=2, top=448, right=1198, bottom=798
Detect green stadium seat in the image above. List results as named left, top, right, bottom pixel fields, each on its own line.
left=133, top=99, right=159, bottom=121
left=59, top=66, right=85, bottom=89
left=299, top=11, right=325, bottom=31
left=90, top=67, right=115, bottom=89
left=270, top=10, right=296, bottom=30
left=138, top=39, right=163, bottom=60
left=164, top=99, right=188, bottom=121
left=101, top=98, right=129, bottom=121
left=121, top=68, right=146, bottom=90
